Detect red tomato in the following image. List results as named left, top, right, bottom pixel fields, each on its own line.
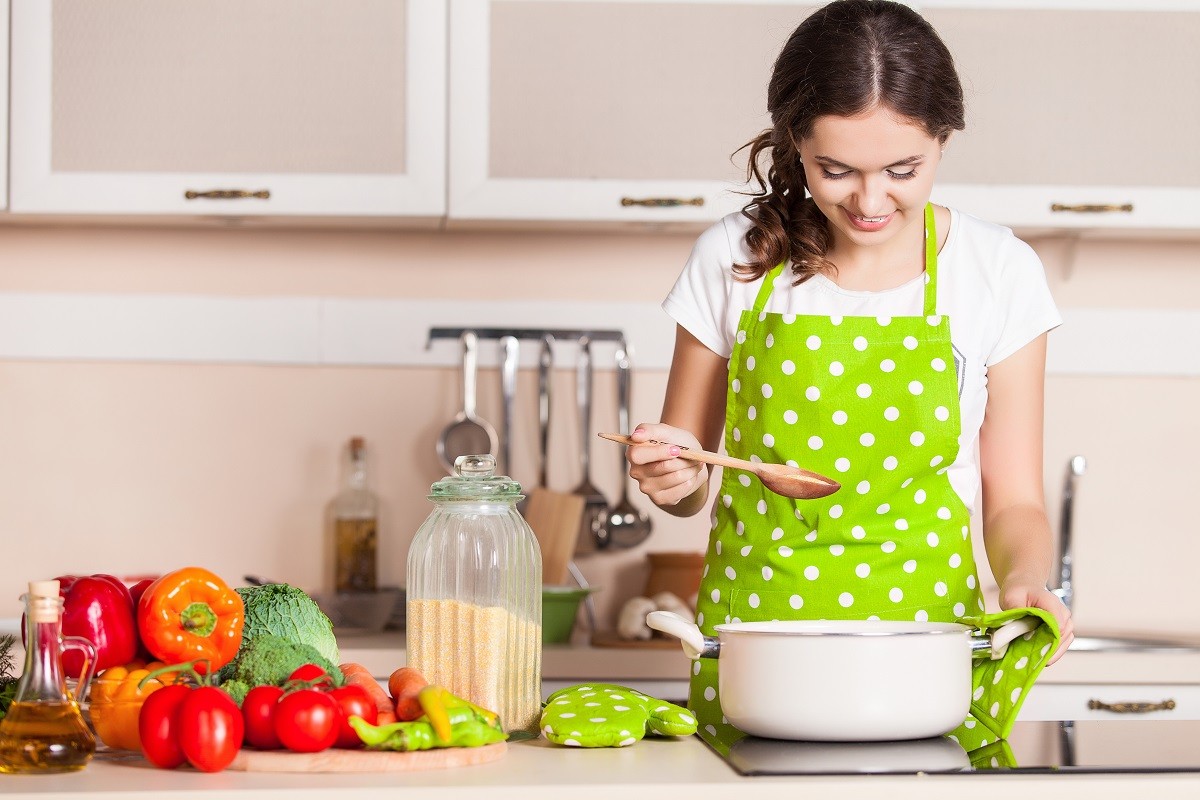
left=176, top=686, right=244, bottom=772
left=287, top=663, right=332, bottom=686
left=273, top=689, right=340, bottom=753
left=138, top=683, right=192, bottom=769
left=241, top=685, right=285, bottom=750
left=328, top=684, right=378, bottom=748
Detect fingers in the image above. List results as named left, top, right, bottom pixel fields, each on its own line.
left=627, top=422, right=706, bottom=507
left=998, top=584, right=1074, bottom=666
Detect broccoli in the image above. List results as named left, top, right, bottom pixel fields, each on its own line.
left=219, top=633, right=344, bottom=692
left=220, top=680, right=251, bottom=707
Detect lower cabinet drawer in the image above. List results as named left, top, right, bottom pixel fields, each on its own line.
left=1020, top=684, right=1200, bottom=721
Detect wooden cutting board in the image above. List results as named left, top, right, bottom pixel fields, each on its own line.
left=523, top=487, right=585, bottom=585
left=590, top=631, right=681, bottom=649
left=228, top=742, right=507, bottom=773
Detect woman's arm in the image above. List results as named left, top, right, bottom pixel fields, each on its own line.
left=627, top=325, right=728, bottom=518
left=979, top=333, right=1074, bottom=663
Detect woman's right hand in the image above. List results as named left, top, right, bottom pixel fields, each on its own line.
left=626, top=423, right=710, bottom=512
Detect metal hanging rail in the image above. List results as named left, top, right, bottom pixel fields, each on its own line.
left=425, top=327, right=625, bottom=348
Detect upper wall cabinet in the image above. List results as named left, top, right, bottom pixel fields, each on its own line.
left=9, top=0, right=447, bottom=220
left=0, top=1, right=9, bottom=212
left=448, top=0, right=821, bottom=227
left=922, top=0, right=1200, bottom=233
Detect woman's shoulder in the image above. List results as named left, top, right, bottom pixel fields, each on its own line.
left=693, top=210, right=755, bottom=263
left=945, top=207, right=1043, bottom=278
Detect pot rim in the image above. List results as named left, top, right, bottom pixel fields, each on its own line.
left=714, top=619, right=971, bottom=637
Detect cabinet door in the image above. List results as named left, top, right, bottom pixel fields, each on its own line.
left=1019, top=683, right=1200, bottom=721
left=449, top=0, right=821, bottom=226
left=0, top=0, right=8, bottom=211
left=923, top=0, right=1200, bottom=233
left=9, top=0, right=446, bottom=219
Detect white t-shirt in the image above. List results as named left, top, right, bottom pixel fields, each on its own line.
left=663, top=207, right=1061, bottom=514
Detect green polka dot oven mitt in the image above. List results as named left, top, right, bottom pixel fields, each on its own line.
left=949, top=607, right=1061, bottom=755
left=541, top=684, right=698, bottom=747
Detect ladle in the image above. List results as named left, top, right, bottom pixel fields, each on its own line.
left=436, top=331, right=498, bottom=473
left=597, top=433, right=841, bottom=501
left=602, top=340, right=652, bottom=548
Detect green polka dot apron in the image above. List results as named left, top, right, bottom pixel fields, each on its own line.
left=691, top=203, right=985, bottom=729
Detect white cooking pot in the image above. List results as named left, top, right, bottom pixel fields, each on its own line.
left=647, top=610, right=1037, bottom=742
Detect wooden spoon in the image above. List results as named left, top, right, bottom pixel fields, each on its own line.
left=597, top=432, right=841, bottom=501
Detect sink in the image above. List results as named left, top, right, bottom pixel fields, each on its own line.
left=1069, top=633, right=1200, bottom=653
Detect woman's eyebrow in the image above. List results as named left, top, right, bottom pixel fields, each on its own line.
left=813, top=154, right=926, bottom=170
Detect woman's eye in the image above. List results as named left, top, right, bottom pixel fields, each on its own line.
left=821, top=169, right=851, bottom=180
left=887, top=169, right=917, bottom=180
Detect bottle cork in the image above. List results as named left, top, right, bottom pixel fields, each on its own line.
left=28, top=579, right=62, bottom=622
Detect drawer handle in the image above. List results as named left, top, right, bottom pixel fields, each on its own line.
left=1050, top=203, right=1133, bottom=213
left=184, top=189, right=271, bottom=200
left=620, top=196, right=704, bottom=208
left=1088, top=699, right=1176, bottom=714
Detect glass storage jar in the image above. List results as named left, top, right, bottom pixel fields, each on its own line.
left=406, top=454, right=542, bottom=732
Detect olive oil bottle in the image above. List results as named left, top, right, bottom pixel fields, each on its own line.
left=332, top=437, right=379, bottom=592
left=0, top=581, right=97, bottom=774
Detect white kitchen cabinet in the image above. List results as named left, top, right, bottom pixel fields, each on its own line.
left=451, top=0, right=1200, bottom=234
left=1020, top=683, right=1200, bottom=721
left=0, top=1, right=8, bottom=212
left=8, top=0, right=446, bottom=220
left=448, top=0, right=821, bottom=227
left=922, top=0, right=1200, bottom=233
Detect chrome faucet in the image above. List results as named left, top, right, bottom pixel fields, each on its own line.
left=1050, top=455, right=1086, bottom=612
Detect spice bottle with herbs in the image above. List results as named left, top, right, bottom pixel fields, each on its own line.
left=332, top=436, right=379, bottom=592
left=406, top=454, right=542, bottom=733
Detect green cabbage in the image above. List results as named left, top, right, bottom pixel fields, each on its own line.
left=233, top=583, right=339, bottom=667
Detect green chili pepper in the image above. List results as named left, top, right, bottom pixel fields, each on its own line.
left=349, top=711, right=506, bottom=751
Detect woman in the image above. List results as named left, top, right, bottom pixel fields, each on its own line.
left=626, top=0, right=1074, bottom=721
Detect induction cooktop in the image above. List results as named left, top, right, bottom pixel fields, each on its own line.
left=698, top=718, right=1200, bottom=775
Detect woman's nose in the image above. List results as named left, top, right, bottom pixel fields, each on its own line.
left=855, top=175, right=889, bottom=216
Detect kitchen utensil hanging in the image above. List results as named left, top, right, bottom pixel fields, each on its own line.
left=435, top=331, right=498, bottom=473
left=523, top=334, right=585, bottom=585
left=602, top=337, right=652, bottom=548
left=572, top=336, right=611, bottom=551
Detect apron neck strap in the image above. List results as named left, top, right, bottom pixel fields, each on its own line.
left=751, top=203, right=941, bottom=316
left=922, top=202, right=939, bottom=318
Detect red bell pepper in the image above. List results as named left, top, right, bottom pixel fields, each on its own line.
left=26, top=574, right=140, bottom=678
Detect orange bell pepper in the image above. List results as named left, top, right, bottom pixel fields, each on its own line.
left=136, top=567, right=244, bottom=674
left=88, top=660, right=178, bottom=751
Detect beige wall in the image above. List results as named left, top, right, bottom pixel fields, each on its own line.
left=2, top=222, right=1198, bottom=638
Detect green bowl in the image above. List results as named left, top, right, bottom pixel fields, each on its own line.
left=542, top=586, right=593, bottom=644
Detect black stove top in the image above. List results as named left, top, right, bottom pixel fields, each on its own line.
left=698, top=718, right=1200, bottom=775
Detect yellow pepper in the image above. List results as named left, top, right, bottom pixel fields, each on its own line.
left=88, top=660, right=177, bottom=751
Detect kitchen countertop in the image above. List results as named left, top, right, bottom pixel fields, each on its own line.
left=4, top=733, right=1200, bottom=800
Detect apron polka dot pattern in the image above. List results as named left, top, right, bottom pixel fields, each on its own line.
left=691, top=205, right=984, bottom=733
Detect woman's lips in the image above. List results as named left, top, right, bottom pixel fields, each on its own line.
left=843, top=208, right=894, bottom=232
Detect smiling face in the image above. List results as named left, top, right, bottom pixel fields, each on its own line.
left=799, top=106, right=945, bottom=256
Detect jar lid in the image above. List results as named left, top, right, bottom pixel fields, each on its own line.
left=429, top=454, right=522, bottom=500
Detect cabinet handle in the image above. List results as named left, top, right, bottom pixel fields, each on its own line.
left=1087, top=699, right=1176, bottom=714
left=184, top=189, right=271, bottom=200
left=620, top=196, right=704, bottom=208
left=1050, top=203, right=1133, bottom=213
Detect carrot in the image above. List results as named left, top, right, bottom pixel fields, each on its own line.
left=340, top=662, right=397, bottom=726
left=388, top=666, right=429, bottom=722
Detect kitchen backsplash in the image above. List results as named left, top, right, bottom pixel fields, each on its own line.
left=1, top=224, right=1198, bottom=637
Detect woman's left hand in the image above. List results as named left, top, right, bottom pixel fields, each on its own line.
left=998, top=583, right=1074, bottom=666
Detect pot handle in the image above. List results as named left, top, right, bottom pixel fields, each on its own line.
left=971, top=616, right=1042, bottom=660
left=646, top=610, right=718, bottom=660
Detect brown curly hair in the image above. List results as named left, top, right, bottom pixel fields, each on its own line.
left=736, top=0, right=965, bottom=284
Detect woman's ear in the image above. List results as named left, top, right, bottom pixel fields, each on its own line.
left=939, top=131, right=955, bottom=155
